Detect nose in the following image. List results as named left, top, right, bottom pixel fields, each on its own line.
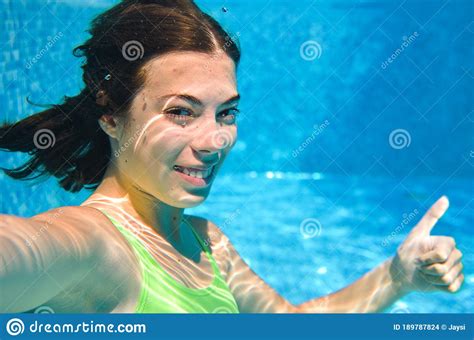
left=192, top=147, right=220, bottom=166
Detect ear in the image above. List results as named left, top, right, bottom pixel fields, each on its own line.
left=98, top=114, right=121, bottom=140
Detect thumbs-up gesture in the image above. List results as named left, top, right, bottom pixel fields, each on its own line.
left=391, top=196, right=464, bottom=294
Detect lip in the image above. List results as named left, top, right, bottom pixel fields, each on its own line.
left=173, top=165, right=216, bottom=187
left=175, top=165, right=214, bottom=171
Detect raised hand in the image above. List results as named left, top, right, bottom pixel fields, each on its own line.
left=390, top=196, right=464, bottom=294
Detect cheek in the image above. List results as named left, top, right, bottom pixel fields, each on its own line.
left=130, top=125, right=189, bottom=167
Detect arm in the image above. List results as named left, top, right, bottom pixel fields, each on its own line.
left=0, top=206, right=107, bottom=313
left=295, top=256, right=406, bottom=313
left=221, top=231, right=296, bottom=313
left=302, top=197, right=464, bottom=312
left=215, top=196, right=464, bottom=313
left=220, top=226, right=404, bottom=313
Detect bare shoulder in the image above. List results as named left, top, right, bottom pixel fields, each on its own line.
left=29, top=205, right=140, bottom=312
left=23, top=205, right=109, bottom=258
left=30, top=205, right=133, bottom=246
left=31, top=205, right=114, bottom=232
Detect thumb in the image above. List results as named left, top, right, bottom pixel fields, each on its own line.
left=411, top=195, right=449, bottom=238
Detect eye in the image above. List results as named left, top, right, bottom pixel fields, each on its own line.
left=164, top=107, right=195, bottom=125
left=165, top=107, right=193, bottom=117
left=217, top=108, right=240, bottom=124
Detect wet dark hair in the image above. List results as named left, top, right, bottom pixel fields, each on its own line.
left=0, top=0, right=240, bottom=192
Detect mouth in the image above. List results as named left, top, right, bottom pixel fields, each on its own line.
left=172, top=165, right=216, bottom=187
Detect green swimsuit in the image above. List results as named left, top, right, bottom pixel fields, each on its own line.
left=98, top=209, right=239, bottom=313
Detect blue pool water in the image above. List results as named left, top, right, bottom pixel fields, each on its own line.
left=1, top=0, right=473, bottom=313
left=192, top=172, right=474, bottom=313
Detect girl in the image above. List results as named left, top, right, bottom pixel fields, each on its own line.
left=0, top=0, right=464, bottom=313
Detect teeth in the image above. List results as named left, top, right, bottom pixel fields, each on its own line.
left=174, top=166, right=213, bottom=179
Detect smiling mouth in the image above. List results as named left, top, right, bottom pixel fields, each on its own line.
left=172, top=165, right=215, bottom=180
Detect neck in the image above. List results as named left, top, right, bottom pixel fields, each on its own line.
left=84, top=164, right=186, bottom=245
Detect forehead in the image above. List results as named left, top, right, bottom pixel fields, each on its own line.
left=140, top=51, right=237, bottom=99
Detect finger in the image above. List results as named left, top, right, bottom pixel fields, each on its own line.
left=442, top=273, right=464, bottom=293
left=420, top=262, right=463, bottom=286
left=416, top=236, right=456, bottom=266
left=412, top=273, right=434, bottom=291
left=419, top=247, right=461, bottom=275
left=413, top=196, right=449, bottom=237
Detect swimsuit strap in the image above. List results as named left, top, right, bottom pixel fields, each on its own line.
left=95, top=208, right=239, bottom=313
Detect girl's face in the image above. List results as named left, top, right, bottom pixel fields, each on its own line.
left=113, top=51, right=239, bottom=208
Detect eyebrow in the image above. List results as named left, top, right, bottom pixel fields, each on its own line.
left=158, top=93, right=240, bottom=107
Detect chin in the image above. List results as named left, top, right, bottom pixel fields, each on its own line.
left=173, top=199, right=206, bottom=209
left=170, top=192, right=209, bottom=208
